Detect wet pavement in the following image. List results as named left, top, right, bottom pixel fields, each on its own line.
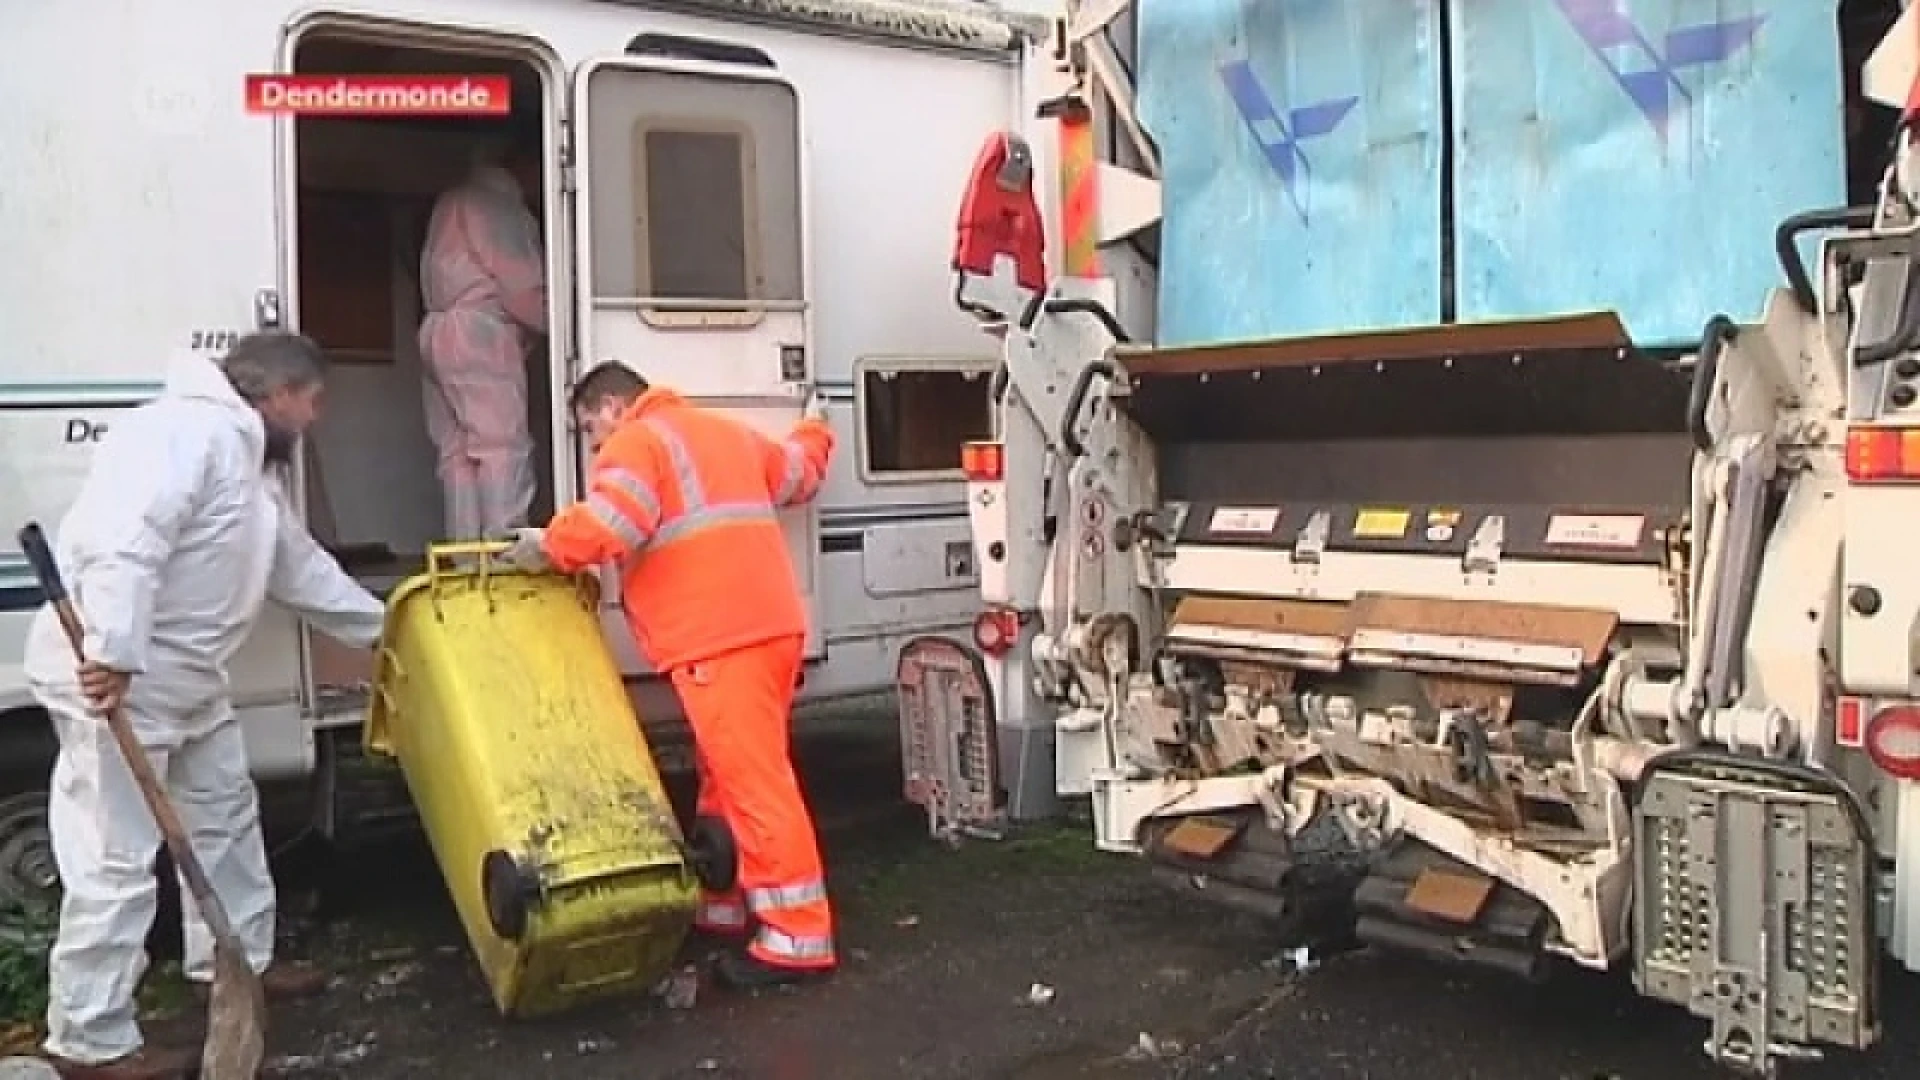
left=127, top=714, right=1920, bottom=1079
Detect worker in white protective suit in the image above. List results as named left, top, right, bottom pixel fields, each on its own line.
left=23, top=332, right=388, bottom=1080
left=418, top=134, right=549, bottom=541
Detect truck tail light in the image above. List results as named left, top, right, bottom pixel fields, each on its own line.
left=972, top=607, right=1019, bottom=656
left=962, top=441, right=1005, bottom=482
left=1844, top=426, right=1920, bottom=482
left=1865, top=704, right=1920, bottom=780
left=1836, top=696, right=1866, bottom=748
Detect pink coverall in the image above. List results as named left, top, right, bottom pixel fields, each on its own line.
left=418, top=164, right=548, bottom=540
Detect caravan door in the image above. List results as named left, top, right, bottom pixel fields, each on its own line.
left=569, top=51, right=822, bottom=667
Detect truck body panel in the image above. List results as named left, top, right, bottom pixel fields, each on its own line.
left=1137, top=0, right=1847, bottom=347
left=906, top=1, right=1920, bottom=1074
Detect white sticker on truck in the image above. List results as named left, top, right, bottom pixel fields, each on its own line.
left=1207, top=506, right=1281, bottom=535
left=1544, top=513, right=1645, bottom=549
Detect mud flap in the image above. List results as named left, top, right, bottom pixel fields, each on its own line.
left=1632, top=750, right=1879, bottom=1074
left=895, top=636, right=1004, bottom=840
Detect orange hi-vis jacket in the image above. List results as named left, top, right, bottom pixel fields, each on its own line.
left=541, top=389, right=834, bottom=670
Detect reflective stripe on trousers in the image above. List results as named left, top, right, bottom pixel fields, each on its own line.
left=747, top=880, right=827, bottom=911
left=754, top=925, right=836, bottom=965
left=746, top=878, right=833, bottom=965
left=695, top=895, right=749, bottom=933
left=671, top=635, right=836, bottom=972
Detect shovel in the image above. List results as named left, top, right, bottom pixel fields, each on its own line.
left=17, top=523, right=266, bottom=1080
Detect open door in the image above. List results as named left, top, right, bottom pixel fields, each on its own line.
left=569, top=52, right=822, bottom=666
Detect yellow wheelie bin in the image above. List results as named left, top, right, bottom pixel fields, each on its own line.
left=364, top=543, right=699, bottom=1018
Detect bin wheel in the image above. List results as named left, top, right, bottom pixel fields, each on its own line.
left=482, top=849, right=541, bottom=942
left=687, top=815, right=738, bottom=893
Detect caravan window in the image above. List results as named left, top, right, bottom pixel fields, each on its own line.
left=636, top=124, right=754, bottom=301
left=856, top=357, right=996, bottom=482
left=586, top=70, right=802, bottom=325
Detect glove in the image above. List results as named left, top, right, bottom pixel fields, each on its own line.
left=498, top=527, right=551, bottom=571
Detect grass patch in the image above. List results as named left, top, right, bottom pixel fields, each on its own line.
left=839, top=818, right=1125, bottom=916
left=137, top=962, right=195, bottom=1019
left=0, top=911, right=199, bottom=1047
left=0, top=908, right=55, bottom=1031
left=990, top=820, right=1114, bottom=871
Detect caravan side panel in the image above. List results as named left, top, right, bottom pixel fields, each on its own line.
left=4, top=0, right=1028, bottom=754
left=0, top=1, right=309, bottom=772
left=510, top=0, right=1022, bottom=697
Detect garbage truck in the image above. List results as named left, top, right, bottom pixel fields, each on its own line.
left=895, top=0, right=1920, bottom=1074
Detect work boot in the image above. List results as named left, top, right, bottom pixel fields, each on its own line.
left=190, top=961, right=330, bottom=1004
left=41, top=1047, right=197, bottom=1080
left=711, top=948, right=833, bottom=992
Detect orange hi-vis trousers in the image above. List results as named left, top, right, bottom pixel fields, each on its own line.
left=674, top=634, right=836, bottom=970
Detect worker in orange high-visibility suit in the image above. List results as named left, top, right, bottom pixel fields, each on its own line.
left=498, top=360, right=837, bottom=989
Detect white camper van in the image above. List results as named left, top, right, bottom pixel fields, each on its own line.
left=0, top=0, right=1051, bottom=918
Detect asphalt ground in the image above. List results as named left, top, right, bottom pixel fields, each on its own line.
left=25, top=713, right=1920, bottom=1079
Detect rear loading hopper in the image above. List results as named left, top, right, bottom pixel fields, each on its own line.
left=1101, top=312, right=1706, bottom=850
left=1117, top=311, right=1696, bottom=552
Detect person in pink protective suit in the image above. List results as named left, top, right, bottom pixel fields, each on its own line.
left=418, top=137, right=548, bottom=540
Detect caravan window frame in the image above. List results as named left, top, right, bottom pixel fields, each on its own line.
left=629, top=114, right=766, bottom=329
left=853, top=354, right=999, bottom=486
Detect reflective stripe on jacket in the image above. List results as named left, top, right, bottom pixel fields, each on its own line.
left=542, top=389, right=834, bottom=670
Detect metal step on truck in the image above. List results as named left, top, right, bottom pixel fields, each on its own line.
left=897, top=0, right=1920, bottom=1075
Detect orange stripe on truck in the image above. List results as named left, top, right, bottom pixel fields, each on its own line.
left=1059, top=111, right=1100, bottom=277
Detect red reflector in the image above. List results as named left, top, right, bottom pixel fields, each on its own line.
left=972, top=607, right=1019, bottom=656
left=1845, top=426, right=1920, bottom=482
left=962, top=441, right=1005, bottom=482
left=1865, top=705, right=1920, bottom=781
left=1836, top=696, right=1865, bottom=748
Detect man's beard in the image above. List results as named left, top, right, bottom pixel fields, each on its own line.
left=264, top=427, right=298, bottom=465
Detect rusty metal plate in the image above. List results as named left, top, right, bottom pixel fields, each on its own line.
left=1116, top=312, right=1631, bottom=377
left=1405, top=867, right=1495, bottom=925
left=1169, top=595, right=1351, bottom=638
left=1160, top=816, right=1241, bottom=860
left=1347, top=593, right=1617, bottom=666
left=1416, top=676, right=1515, bottom=726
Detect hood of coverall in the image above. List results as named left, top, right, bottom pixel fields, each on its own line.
left=168, top=351, right=271, bottom=459
left=470, top=163, right=527, bottom=203
left=20, top=352, right=285, bottom=730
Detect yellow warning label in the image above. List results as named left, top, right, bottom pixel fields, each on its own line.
left=1425, top=508, right=1462, bottom=527
left=1353, top=508, right=1411, bottom=539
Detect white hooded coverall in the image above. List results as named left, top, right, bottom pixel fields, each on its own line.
left=22, top=353, right=386, bottom=1065
left=419, top=163, right=548, bottom=541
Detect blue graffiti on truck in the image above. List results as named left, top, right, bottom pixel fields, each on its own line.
left=1554, top=0, right=1765, bottom=144
left=1218, top=59, right=1359, bottom=226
